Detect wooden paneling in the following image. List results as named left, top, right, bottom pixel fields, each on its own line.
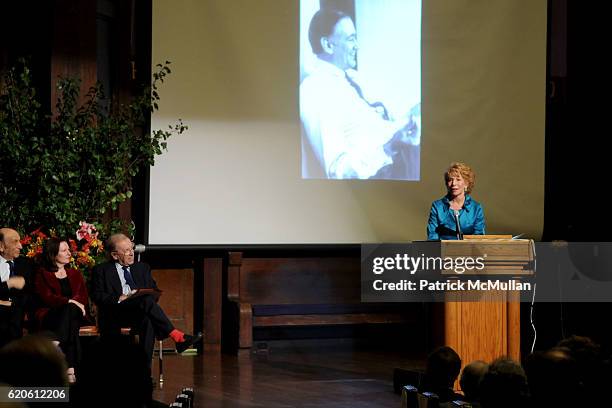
left=238, top=257, right=361, bottom=305
left=151, top=268, right=193, bottom=349
left=50, top=0, right=97, bottom=109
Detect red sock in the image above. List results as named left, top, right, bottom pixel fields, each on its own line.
left=169, top=329, right=185, bottom=343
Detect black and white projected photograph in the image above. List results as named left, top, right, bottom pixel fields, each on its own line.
left=300, top=0, right=422, bottom=180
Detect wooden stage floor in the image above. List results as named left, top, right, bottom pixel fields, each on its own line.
left=152, top=341, right=425, bottom=407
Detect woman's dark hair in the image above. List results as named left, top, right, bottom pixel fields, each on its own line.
left=41, top=237, right=68, bottom=272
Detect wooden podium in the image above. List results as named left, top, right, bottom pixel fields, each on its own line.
left=434, top=236, right=534, bottom=367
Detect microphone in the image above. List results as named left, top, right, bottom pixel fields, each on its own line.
left=134, top=244, right=146, bottom=262
left=453, top=210, right=463, bottom=240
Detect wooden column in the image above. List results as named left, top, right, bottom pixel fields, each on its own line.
left=203, top=257, right=223, bottom=352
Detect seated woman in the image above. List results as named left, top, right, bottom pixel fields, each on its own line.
left=34, top=237, right=89, bottom=383
left=427, top=162, right=485, bottom=240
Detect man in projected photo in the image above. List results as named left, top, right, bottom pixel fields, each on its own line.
left=300, top=8, right=419, bottom=179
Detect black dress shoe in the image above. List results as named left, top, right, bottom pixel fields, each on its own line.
left=176, top=332, right=203, bottom=353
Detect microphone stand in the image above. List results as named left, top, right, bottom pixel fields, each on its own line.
left=453, top=210, right=463, bottom=240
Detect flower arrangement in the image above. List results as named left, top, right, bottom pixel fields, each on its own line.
left=20, top=221, right=107, bottom=278
left=20, top=227, right=48, bottom=259
left=70, top=221, right=106, bottom=274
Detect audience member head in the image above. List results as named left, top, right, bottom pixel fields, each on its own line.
left=73, top=337, right=152, bottom=406
left=0, top=227, right=22, bottom=261
left=425, top=346, right=461, bottom=389
left=525, top=347, right=580, bottom=408
left=0, top=335, right=68, bottom=386
left=557, top=335, right=601, bottom=366
left=105, top=233, right=135, bottom=266
left=459, top=360, right=488, bottom=402
left=480, top=358, right=529, bottom=408
left=557, top=335, right=608, bottom=405
left=41, top=237, right=71, bottom=272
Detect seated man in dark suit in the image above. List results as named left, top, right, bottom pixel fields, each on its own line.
left=91, top=233, right=202, bottom=363
left=0, top=227, right=32, bottom=348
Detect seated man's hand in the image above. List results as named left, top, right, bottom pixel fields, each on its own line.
left=7, top=276, right=25, bottom=290
left=118, top=294, right=129, bottom=303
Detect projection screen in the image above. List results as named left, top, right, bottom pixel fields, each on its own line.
left=149, top=0, right=546, bottom=245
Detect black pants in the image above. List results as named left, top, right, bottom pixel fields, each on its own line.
left=41, top=302, right=84, bottom=368
left=0, top=304, right=25, bottom=349
left=98, top=295, right=174, bottom=363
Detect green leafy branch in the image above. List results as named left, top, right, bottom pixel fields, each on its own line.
left=0, top=59, right=187, bottom=237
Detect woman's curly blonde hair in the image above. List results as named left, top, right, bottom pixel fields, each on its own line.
left=444, top=162, right=475, bottom=194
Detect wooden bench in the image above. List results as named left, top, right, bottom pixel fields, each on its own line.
left=227, top=251, right=416, bottom=349
left=78, top=325, right=132, bottom=336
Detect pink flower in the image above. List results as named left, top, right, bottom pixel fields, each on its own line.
left=76, top=221, right=94, bottom=241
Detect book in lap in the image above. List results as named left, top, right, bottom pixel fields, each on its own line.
left=121, top=288, right=162, bottom=302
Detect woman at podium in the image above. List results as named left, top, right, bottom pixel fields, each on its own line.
left=427, top=162, right=485, bottom=240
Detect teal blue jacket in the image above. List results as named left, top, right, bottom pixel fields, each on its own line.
left=427, top=195, right=485, bottom=240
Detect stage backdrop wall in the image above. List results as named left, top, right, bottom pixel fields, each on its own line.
left=149, top=0, right=546, bottom=245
